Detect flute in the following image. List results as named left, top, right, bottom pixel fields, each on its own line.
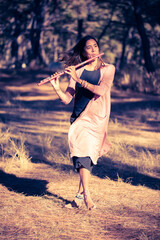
left=38, top=52, right=104, bottom=86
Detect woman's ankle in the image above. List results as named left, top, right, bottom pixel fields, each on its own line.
left=83, top=192, right=95, bottom=210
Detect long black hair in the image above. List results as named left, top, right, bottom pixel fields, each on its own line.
left=60, top=35, right=103, bottom=68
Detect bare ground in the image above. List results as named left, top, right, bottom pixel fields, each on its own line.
left=0, top=69, right=160, bottom=240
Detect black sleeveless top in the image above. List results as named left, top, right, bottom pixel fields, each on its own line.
left=70, top=68, right=100, bottom=124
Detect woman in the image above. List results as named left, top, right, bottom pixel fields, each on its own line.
left=50, top=35, right=115, bottom=210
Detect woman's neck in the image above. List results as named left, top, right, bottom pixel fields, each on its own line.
left=84, top=59, right=98, bottom=71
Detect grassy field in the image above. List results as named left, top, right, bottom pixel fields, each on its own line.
left=0, top=69, right=160, bottom=240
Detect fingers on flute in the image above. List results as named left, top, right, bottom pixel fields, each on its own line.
left=65, top=66, right=75, bottom=75
left=65, top=66, right=75, bottom=71
left=65, top=70, right=70, bottom=74
left=51, top=72, right=59, bottom=80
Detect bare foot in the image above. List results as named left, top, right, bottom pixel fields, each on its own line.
left=84, top=190, right=96, bottom=210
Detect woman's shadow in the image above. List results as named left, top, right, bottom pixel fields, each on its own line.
left=0, top=169, right=71, bottom=204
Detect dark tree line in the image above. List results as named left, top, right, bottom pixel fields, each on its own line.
left=0, top=0, right=159, bottom=92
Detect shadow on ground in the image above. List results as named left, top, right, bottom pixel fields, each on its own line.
left=92, top=156, right=160, bottom=190
left=31, top=156, right=73, bottom=173
left=0, top=169, right=71, bottom=204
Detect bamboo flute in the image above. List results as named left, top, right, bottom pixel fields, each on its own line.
left=38, top=53, right=104, bottom=86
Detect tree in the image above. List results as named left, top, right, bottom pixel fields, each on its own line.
left=29, top=0, right=45, bottom=65
left=0, top=0, right=30, bottom=67
left=0, top=0, right=159, bottom=78
left=94, top=0, right=157, bottom=73
left=132, top=0, right=155, bottom=72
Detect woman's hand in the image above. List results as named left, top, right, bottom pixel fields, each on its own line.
left=65, top=66, right=79, bottom=82
left=50, top=73, right=60, bottom=91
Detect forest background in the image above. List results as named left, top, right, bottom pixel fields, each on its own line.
left=0, top=0, right=160, bottom=93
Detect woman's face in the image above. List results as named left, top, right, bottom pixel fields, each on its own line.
left=83, top=39, right=99, bottom=59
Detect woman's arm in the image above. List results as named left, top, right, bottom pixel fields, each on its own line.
left=84, top=65, right=115, bottom=96
left=65, top=64, right=115, bottom=96
left=50, top=75, right=75, bottom=105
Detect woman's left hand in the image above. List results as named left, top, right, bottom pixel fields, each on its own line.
left=65, top=66, right=79, bottom=82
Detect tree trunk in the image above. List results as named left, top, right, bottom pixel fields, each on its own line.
left=119, top=27, right=130, bottom=69
left=11, top=8, right=21, bottom=68
left=133, top=0, right=155, bottom=72
left=30, top=0, right=44, bottom=65
left=30, top=26, right=42, bottom=63
left=77, top=19, right=83, bottom=41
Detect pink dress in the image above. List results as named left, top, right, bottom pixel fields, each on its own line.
left=65, top=64, right=115, bottom=165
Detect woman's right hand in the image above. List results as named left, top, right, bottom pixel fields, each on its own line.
left=50, top=72, right=73, bottom=104
left=50, top=73, right=60, bottom=91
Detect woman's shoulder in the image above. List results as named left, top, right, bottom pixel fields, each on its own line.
left=101, top=63, right=115, bottom=73
left=103, top=63, right=115, bottom=69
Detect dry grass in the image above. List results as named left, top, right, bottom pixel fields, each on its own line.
left=108, top=120, right=160, bottom=176
left=0, top=70, right=160, bottom=240
left=0, top=129, right=32, bottom=172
